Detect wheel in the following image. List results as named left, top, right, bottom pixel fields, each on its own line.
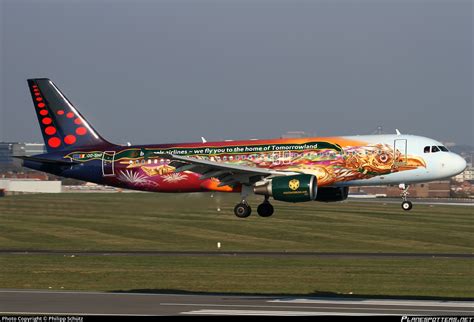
left=257, top=202, right=274, bottom=217
left=401, top=201, right=413, bottom=211
left=234, top=203, right=252, bottom=218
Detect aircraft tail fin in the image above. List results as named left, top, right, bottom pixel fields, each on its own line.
left=27, top=78, right=113, bottom=152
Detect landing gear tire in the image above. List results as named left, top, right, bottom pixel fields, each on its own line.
left=399, top=184, right=413, bottom=212
left=401, top=201, right=413, bottom=211
left=234, top=203, right=252, bottom=218
left=257, top=202, right=274, bottom=217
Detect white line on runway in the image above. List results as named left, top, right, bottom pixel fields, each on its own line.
left=160, top=302, right=473, bottom=313
left=181, top=310, right=379, bottom=316
left=270, top=299, right=474, bottom=308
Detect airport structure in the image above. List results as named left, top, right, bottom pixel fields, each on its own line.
left=0, top=179, right=61, bottom=194
left=454, top=163, right=474, bottom=182
left=0, top=142, right=45, bottom=171
left=349, top=180, right=452, bottom=198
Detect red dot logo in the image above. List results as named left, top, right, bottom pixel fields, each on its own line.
left=42, top=117, right=52, bottom=125
left=36, top=97, right=43, bottom=102
left=39, top=109, right=48, bottom=116
left=37, top=103, right=45, bottom=108
left=64, top=135, right=77, bottom=145
left=66, top=112, right=74, bottom=118
left=34, top=92, right=40, bottom=96
left=76, top=127, right=87, bottom=136
left=74, top=118, right=82, bottom=125
left=57, top=110, right=65, bottom=115
left=48, top=137, right=61, bottom=148
left=45, top=126, right=57, bottom=136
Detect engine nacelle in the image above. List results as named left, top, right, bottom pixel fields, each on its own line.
left=254, top=174, right=317, bottom=203
left=315, top=187, right=349, bottom=202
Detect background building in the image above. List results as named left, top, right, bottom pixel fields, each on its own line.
left=0, top=142, right=45, bottom=172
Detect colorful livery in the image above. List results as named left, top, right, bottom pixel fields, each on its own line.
left=19, top=79, right=467, bottom=217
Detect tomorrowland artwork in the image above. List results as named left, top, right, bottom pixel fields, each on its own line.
left=65, top=138, right=426, bottom=192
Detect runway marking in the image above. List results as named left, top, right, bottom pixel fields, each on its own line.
left=160, top=302, right=474, bottom=313
left=2, top=290, right=472, bottom=316
left=181, top=309, right=379, bottom=316
left=270, top=299, right=474, bottom=308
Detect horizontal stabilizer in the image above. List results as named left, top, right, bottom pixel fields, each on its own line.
left=14, top=155, right=79, bottom=166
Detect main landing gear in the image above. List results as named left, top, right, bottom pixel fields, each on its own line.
left=234, top=202, right=252, bottom=218
left=233, top=185, right=274, bottom=218
left=400, top=184, right=413, bottom=211
left=234, top=199, right=274, bottom=218
left=257, top=196, right=274, bottom=217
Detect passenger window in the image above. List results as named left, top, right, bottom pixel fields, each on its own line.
left=438, top=146, right=449, bottom=152
left=424, top=146, right=430, bottom=153
left=431, top=146, right=440, bottom=153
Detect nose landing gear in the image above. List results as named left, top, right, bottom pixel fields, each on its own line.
left=400, top=184, right=413, bottom=211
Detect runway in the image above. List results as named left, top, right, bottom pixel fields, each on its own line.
left=0, top=290, right=472, bottom=316
left=349, top=197, right=474, bottom=207
left=0, top=250, right=473, bottom=259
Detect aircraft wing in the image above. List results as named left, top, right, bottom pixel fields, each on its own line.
left=163, top=154, right=299, bottom=187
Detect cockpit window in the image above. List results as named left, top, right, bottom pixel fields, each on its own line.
left=423, top=146, right=430, bottom=153
left=431, top=146, right=440, bottom=153
left=438, top=146, right=449, bottom=152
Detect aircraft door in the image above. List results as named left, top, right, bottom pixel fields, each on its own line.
left=102, top=151, right=116, bottom=176
left=393, top=139, right=407, bottom=168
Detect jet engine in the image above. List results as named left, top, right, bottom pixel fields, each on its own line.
left=253, top=174, right=317, bottom=202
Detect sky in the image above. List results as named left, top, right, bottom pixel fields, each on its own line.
left=0, top=0, right=472, bottom=145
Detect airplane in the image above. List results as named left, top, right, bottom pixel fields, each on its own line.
left=17, top=78, right=467, bottom=218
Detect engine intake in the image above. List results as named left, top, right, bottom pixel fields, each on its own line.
left=254, top=174, right=317, bottom=203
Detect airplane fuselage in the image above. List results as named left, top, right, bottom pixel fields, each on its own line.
left=25, top=134, right=466, bottom=194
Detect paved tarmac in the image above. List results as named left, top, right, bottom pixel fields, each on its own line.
left=348, top=197, right=474, bottom=206
left=0, top=290, right=473, bottom=316
left=0, top=250, right=472, bottom=259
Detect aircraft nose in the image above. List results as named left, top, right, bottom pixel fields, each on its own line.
left=449, top=153, right=467, bottom=176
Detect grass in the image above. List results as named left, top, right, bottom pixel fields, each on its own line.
left=1, top=255, right=472, bottom=299
left=0, top=193, right=472, bottom=298
left=0, top=193, right=472, bottom=253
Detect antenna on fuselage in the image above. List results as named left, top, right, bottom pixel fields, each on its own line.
left=201, top=137, right=207, bottom=143
left=372, top=126, right=384, bottom=135
left=395, top=129, right=401, bottom=135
